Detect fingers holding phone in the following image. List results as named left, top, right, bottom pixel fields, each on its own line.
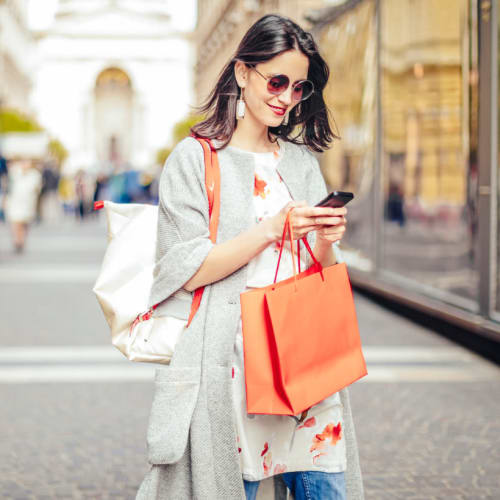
left=312, top=190, right=352, bottom=232
left=266, top=192, right=354, bottom=243
left=267, top=202, right=343, bottom=242
left=312, top=206, right=347, bottom=227
left=302, top=205, right=347, bottom=245
left=314, top=191, right=354, bottom=244
left=269, top=200, right=315, bottom=241
left=315, top=218, right=347, bottom=244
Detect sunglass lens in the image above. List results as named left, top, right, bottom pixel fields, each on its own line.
left=293, top=81, right=314, bottom=101
left=267, top=75, right=289, bottom=95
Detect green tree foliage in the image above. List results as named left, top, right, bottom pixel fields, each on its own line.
left=0, top=108, right=43, bottom=133
left=0, top=108, right=68, bottom=167
left=48, top=138, right=68, bottom=168
left=172, top=114, right=204, bottom=144
left=156, top=147, right=172, bottom=167
left=155, top=114, right=204, bottom=165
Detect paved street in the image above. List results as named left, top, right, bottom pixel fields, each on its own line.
left=0, top=215, right=499, bottom=500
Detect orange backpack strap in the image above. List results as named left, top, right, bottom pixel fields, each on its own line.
left=186, top=136, right=221, bottom=327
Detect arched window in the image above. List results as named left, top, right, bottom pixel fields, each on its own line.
left=94, top=67, right=133, bottom=168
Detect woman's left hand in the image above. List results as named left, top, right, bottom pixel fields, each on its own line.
left=314, top=206, right=347, bottom=244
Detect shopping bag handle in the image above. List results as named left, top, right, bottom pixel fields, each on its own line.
left=286, top=211, right=325, bottom=285
left=273, top=209, right=324, bottom=286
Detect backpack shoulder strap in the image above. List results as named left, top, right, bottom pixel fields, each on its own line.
left=185, top=136, right=221, bottom=327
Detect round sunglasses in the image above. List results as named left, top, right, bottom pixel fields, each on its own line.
left=249, top=66, right=314, bottom=102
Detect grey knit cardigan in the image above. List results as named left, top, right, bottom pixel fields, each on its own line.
left=135, top=136, right=365, bottom=499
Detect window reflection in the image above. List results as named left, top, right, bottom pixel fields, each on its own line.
left=319, top=0, right=376, bottom=271
left=497, top=0, right=500, bottom=313
left=381, top=0, right=479, bottom=306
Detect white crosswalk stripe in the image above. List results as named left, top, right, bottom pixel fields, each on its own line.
left=0, top=345, right=497, bottom=383
left=0, top=266, right=101, bottom=283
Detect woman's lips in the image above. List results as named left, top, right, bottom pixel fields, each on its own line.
left=268, top=104, right=286, bottom=116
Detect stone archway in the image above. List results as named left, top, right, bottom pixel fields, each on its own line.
left=94, top=67, right=133, bottom=169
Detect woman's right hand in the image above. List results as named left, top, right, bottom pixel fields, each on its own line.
left=264, top=200, right=346, bottom=242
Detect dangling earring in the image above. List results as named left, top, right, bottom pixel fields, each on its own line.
left=282, top=112, right=289, bottom=126
left=236, top=87, right=245, bottom=120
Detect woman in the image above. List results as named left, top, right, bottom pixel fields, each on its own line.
left=136, top=14, right=364, bottom=500
left=5, top=159, right=42, bottom=253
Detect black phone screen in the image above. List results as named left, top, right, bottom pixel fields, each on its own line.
left=315, top=191, right=354, bottom=208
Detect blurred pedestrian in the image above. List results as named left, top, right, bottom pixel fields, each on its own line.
left=37, top=160, right=61, bottom=223
left=58, top=175, right=76, bottom=216
left=0, top=152, right=7, bottom=221
left=4, top=158, right=42, bottom=253
left=92, top=173, right=107, bottom=206
left=136, top=14, right=363, bottom=500
left=74, top=169, right=95, bottom=220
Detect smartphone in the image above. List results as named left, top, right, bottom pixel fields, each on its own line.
left=315, top=190, right=354, bottom=208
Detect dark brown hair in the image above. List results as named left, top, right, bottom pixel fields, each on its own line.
left=191, top=14, right=338, bottom=152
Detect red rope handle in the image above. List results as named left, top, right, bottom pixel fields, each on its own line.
left=273, top=208, right=323, bottom=285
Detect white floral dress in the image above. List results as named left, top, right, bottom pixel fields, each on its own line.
left=231, top=141, right=347, bottom=482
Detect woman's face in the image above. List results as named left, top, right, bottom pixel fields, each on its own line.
left=236, top=49, right=310, bottom=129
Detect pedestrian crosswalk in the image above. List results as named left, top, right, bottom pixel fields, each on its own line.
left=1, top=221, right=499, bottom=386
left=0, top=345, right=497, bottom=383
left=0, top=265, right=101, bottom=283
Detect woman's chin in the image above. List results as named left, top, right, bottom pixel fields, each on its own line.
left=262, top=116, right=285, bottom=128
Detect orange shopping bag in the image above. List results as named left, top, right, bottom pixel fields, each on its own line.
left=240, top=210, right=367, bottom=416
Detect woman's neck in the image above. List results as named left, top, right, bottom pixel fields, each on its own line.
left=229, top=115, right=278, bottom=153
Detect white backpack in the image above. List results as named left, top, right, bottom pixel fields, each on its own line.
left=92, top=137, right=221, bottom=364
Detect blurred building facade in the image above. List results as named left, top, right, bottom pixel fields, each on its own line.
left=194, top=0, right=500, bottom=341
left=31, top=0, right=194, bottom=174
left=0, top=0, right=35, bottom=114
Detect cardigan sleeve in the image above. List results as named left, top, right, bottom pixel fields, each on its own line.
left=304, top=150, right=345, bottom=267
left=147, top=137, right=214, bottom=308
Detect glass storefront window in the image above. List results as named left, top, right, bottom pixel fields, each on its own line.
left=496, top=0, right=500, bottom=314
left=380, top=0, right=479, bottom=308
left=318, top=0, right=376, bottom=272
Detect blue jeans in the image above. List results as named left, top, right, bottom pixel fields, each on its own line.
left=243, top=471, right=346, bottom=500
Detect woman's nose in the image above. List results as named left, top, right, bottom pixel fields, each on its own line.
left=278, top=86, right=293, bottom=106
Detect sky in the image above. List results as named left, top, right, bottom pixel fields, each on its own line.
left=27, top=0, right=59, bottom=30
left=27, top=0, right=197, bottom=31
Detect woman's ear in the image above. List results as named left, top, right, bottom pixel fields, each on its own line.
left=234, top=60, right=249, bottom=89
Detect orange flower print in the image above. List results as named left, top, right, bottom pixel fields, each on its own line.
left=274, top=464, right=287, bottom=474
left=310, top=422, right=342, bottom=453
left=261, top=441, right=273, bottom=477
left=261, top=442, right=269, bottom=456
left=298, top=416, right=316, bottom=430
left=263, top=451, right=273, bottom=477
left=254, top=174, right=268, bottom=199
